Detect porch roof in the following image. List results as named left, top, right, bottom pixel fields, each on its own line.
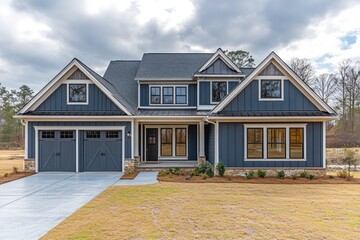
left=136, top=109, right=209, bottom=116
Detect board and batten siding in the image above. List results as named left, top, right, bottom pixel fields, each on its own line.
left=200, top=58, right=237, bottom=74
left=199, top=81, right=240, bottom=105
left=218, top=122, right=323, bottom=168
left=205, top=124, right=215, bottom=164
left=27, top=121, right=132, bottom=160
left=35, top=84, right=123, bottom=112
left=221, top=80, right=319, bottom=112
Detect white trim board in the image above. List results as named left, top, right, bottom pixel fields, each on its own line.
left=17, top=59, right=132, bottom=116
left=211, top=52, right=336, bottom=114
left=34, top=126, right=126, bottom=173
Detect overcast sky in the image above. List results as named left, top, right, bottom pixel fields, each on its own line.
left=0, top=0, right=359, bottom=92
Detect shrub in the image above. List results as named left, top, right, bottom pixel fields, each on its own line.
left=328, top=175, right=335, bottom=179
left=158, top=170, right=167, bottom=177
left=216, top=162, right=226, bottom=177
left=193, top=163, right=214, bottom=177
left=257, top=170, right=266, bottom=178
left=337, top=169, right=350, bottom=178
left=12, top=167, right=18, bottom=174
left=291, top=173, right=297, bottom=180
left=169, top=167, right=184, bottom=176
left=341, top=149, right=359, bottom=179
left=200, top=173, right=208, bottom=180
left=300, top=171, right=308, bottom=178
left=245, top=171, right=255, bottom=179
left=306, top=174, right=315, bottom=180
left=277, top=170, right=285, bottom=179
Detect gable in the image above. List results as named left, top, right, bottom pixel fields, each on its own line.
left=259, top=62, right=284, bottom=76
left=211, top=52, right=336, bottom=115
left=201, top=58, right=238, bottom=75
left=67, top=69, right=90, bottom=80
left=221, top=79, right=319, bottom=113
left=34, top=83, right=125, bottom=114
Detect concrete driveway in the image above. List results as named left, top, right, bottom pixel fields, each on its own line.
left=0, top=172, right=122, bottom=240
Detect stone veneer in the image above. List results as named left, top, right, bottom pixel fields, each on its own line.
left=224, top=168, right=326, bottom=177
left=24, top=159, right=35, bottom=172
left=124, top=156, right=140, bottom=174
left=197, top=156, right=206, bottom=164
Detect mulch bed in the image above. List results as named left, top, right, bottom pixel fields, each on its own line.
left=0, top=172, right=34, bottom=185
left=120, top=171, right=139, bottom=180
left=158, top=175, right=360, bottom=184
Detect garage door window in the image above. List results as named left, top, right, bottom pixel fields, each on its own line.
left=60, top=131, right=74, bottom=139
left=106, top=131, right=119, bottom=138
left=41, top=131, right=55, bottom=139
left=86, top=131, right=100, bottom=138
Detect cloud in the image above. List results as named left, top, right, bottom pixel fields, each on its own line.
left=0, top=0, right=359, bottom=92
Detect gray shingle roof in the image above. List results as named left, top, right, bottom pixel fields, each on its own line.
left=103, top=60, right=140, bottom=111
left=135, top=53, right=213, bottom=80
left=212, top=111, right=336, bottom=117
left=76, top=58, right=136, bottom=115
left=23, top=111, right=127, bottom=116
left=137, top=109, right=209, bottom=116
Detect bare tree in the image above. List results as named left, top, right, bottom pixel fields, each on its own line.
left=312, top=73, right=337, bottom=104
left=289, top=58, right=316, bottom=84
left=345, top=61, right=360, bottom=132
left=336, top=59, right=352, bottom=131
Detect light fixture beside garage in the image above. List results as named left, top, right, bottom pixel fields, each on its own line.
left=127, top=131, right=131, bottom=138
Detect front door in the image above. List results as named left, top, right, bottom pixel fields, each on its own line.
left=146, top=128, right=158, bottom=161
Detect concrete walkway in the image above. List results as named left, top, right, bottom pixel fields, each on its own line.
left=0, top=172, right=121, bottom=240
left=115, top=172, right=159, bottom=186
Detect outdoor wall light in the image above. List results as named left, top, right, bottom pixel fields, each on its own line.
left=127, top=131, right=131, bottom=138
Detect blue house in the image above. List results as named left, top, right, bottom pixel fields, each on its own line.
left=16, top=49, right=337, bottom=176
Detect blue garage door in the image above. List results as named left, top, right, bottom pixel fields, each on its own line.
left=39, top=130, right=76, bottom=171
left=83, top=131, right=122, bottom=171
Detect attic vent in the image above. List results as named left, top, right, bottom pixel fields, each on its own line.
left=67, top=69, right=90, bottom=80
left=259, top=62, right=285, bottom=76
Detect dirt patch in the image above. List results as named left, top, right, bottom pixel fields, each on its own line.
left=120, top=171, right=139, bottom=180
left=158, top=175, right=360, bottom=184
left=0, top=172, right=34, bottom=185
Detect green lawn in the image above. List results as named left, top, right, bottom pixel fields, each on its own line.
left=44, top=182, right=360, bottom=240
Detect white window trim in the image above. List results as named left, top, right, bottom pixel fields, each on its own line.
left=149, top=85, right=189, bottom=106
left=258, top=79, right=285, bottom=101
left=144, top=125, right=188, bottom=160
left=66, top=81, right=90, bottom=105
left=244, top=123, right=307, bottom=161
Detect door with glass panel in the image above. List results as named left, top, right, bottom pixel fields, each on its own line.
left=146, top=128, right=158, bottom=161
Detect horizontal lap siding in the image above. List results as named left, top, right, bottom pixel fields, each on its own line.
left=218, top=122, right=323, bottom=168
left=35, top=84, right=122, bottom=112
left=27, top=121, right=132, bottom=159
left=222, top=80, right=319, bottom=112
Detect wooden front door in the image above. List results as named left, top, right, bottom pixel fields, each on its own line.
left=146, top=128, right=158, bottom=161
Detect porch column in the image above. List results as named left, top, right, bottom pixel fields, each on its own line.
left=133, top=120, right=139, bottom=157
left=199, top=121, right=205, bottom=156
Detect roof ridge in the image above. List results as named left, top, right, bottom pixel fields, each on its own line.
left=110, top=60, right=141, bottom=62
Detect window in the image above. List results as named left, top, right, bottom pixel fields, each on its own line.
left=163, top=87, right=173, bottom=104
left=290, top=128, right=304, bottom=158
left=150, top=87, right=161, bottom=104
left=86, top=131, right=100, bottom=138
left=176, top=87, right=187, bottom=104
left=41, top=131, right=55, bottom=139
left=161, top=128, right=172, bottom=156
left=149, top=86, right=188, bottom=105
left=175, top=128, right=186, bottom=156
left=260, top=80, right=282, bottom=99
left=68, top=84, right=87, bottom=103
left=212, top=81, right=227, bottom=102
left=106, top=131, right=119, bottom=138
left=267, top=128, right=286, bottom=159
left=244, top=124, right=306, bottom=161
left=60, top=131, right=74, bottom=139
left=247, top=128, right=263, bottom=159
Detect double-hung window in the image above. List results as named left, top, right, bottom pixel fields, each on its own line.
left=245, top=125, right=306, bottom=161
left=150, top=86, right=187, bottom=105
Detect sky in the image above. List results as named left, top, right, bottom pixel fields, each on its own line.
left=0, top=0, right=360, bottom=92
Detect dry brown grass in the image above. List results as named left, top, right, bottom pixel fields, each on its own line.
left=0, top=150, right=24, bottom=175
left=44, top=183, right=360, bottom=240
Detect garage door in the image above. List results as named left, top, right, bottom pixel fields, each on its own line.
left=39, top=130, right=76, bottom=171
left=83, top=130, right=122, bottom=171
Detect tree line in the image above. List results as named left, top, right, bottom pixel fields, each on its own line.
left=0, top=84, right=33, bottom=148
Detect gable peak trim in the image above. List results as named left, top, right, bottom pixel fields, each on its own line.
left=197, top=48, right=242, bottom=74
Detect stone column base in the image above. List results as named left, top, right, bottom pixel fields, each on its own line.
left=24, top=159, right=35, bottom=172
left=197, top=156, right=206, bottom=164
